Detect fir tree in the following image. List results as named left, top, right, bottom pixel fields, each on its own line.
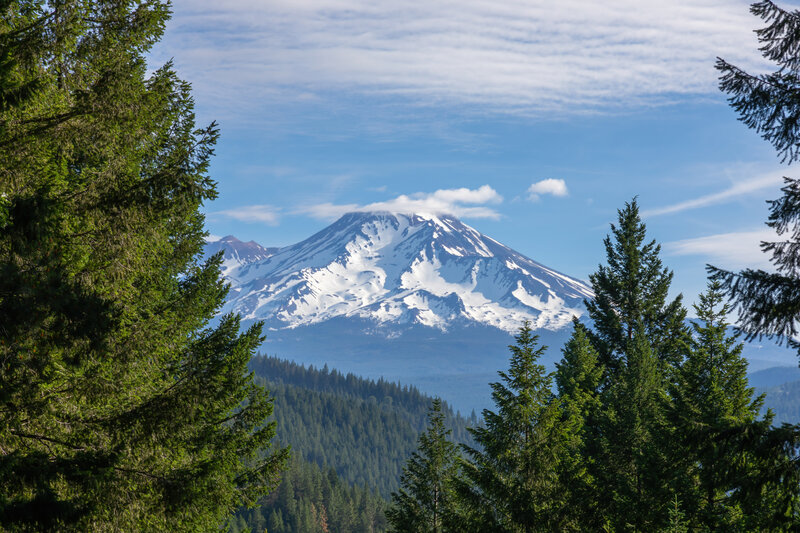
left=711, top=1, right=800, bottom=354
left=584, top=200, right=685, bottom=530
left=586, top=199, right=688, bottom=374
left=669, top=281, right=765, bottom=530
left=387, top=398, right=459, bottom=533
left=554, top=322, right=604, bottom=530
left=456, top=322, right=567, bottom=532
left=0, top=1, right=287, bottom=530
left=596, top=329, right=672, bottom=531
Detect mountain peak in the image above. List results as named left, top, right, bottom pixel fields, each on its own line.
left=203, top=235, right=279, bottom=279
left=213, top=212, right=592, bottom=334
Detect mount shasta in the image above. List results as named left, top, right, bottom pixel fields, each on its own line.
left=212, top=211, right=593, bottom=334
left=207, top=211, right=795, bottom=412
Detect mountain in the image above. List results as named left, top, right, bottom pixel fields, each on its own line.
left=217, top=211, right=593, bottom=334
left=207, top=212, right=798, bottom=413
left=206, top=211, right=592, bottom=412
left=204, top=235, right=279, bottom=280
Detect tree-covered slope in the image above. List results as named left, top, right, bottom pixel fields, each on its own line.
left=249, top=355, right=477, bottom=498
left=229, top=456, right=388, bottom=533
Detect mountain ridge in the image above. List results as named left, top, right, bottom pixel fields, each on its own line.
left=213, top=211, right=593, bottom=335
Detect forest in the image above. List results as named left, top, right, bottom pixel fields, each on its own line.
left=4, top=0, right=800, bottom=532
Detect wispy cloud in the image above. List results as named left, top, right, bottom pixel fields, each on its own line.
left=154, top=0, right=766, bottom=117
left=642, top=172, right=783, bottom=217
left=528, top=178, right=568, bottom=201
left=214, top=205, right=281, bottom=225
left=664, top=228, right=777, bottom=269
left=297, top=185, right=503, bottom=220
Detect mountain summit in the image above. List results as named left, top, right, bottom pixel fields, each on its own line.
left=216, top=211, right=592, bottom=334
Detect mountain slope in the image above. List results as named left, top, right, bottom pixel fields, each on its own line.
left=218, top=211, right=592, bottom=334
left=204, top=235, right=279, bottom=280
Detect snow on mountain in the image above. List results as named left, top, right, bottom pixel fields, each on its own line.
left=213, top=211, right=593, bottom=334
left=204, top=235, right=279, bottom=280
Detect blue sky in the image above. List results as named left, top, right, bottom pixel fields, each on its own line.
left=150, top=0, right=797, bottom=308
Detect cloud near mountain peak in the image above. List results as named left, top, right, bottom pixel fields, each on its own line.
left=298, top=185, right=503, bottom=220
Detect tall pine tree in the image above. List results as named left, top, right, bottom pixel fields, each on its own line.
left=586, top=199, right=688, bottom=374
left=584, top=200, right=684, bottom=530
left=456, top=322, right=568, bottom=532
left=0, top=1, right=287, bottom=530
left=669, top=281, right=768, bottom=530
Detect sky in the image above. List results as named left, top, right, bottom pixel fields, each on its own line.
left=149, top=0, right=799, bottom=309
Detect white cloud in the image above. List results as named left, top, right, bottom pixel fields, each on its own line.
left=297, top=185, right=503, bottom=220
left=664, top=228, right=778, bottom=269
left=204, top=233, right=223, bottom=242
left=214, top=205, right=281, bottom=224
left=642, top=172, right=784, bottom=217
left=528, top=178, right=568, bottom=201
left=154, top=0, right=768, bottom=117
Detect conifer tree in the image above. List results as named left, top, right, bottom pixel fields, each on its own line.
left=586, top=199, right=688, bottom=374
left=388, top=398, right=458, bottom=533
left=456, top=322, right=567, bottom=532
left=0, top=1, right=287, bottom=530
left=583, top=201, right=685, bottom=530
left=596, top=329, right=672, bottom=531
left=712, top=1, right=800, bottom=354
left=669, top=281, right=766, bottom=529
left=554, top=322, right=603, bottom=529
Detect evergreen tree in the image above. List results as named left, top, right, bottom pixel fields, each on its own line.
left=583, top=200, right=685, bottom=530
left=0, top=1, right=287, bottom=530
left=586, top=199, right=688, bottom=374
left=554, top=322, right=604, bottom=530
left=712, top=1, right=800, bottom=354
left=387, top=398, right=459, bottom=533
left=456, top=322, right=567, bottom=532
left=669, top=281, right=765, bottom=530
left=596, top=329, right=672, bottom=531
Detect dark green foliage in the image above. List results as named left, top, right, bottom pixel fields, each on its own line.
left=668, top=281, right=764, bottom=530
left=229, top=456, right=388, bottom=533
left=0, top=1, right=286, bottom=530
left=250, top=355, right=475, bottom=498
left=580, top=200, right=686, bottom=530
left=595, top=330, right=673, bottom=531
left=388, top=398, right=460, bottom=533
left=712, top=1, right=800, bottom=352
left=554, top=322, right=603, bottom=529
left=457, top=322, right=568, bottom=532
left=586, top=199, right=688, bottom=373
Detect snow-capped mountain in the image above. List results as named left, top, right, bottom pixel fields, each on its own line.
left=204, top=235, right=279, bottom=280
left=215, top=211, right=593, bottom=334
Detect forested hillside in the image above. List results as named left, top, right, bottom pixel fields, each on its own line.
left=228, top=457, right=388, bottom=533
left=760, top=381, right=800, bottom=425
left=249, top=355, right=477, bottom=497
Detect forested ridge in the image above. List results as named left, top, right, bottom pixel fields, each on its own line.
left=229, top=456, right=388, bottom=533
left=250, top=355, right=476, bottom=497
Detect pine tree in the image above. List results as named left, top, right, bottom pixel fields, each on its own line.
left=387, top=398, right=458, bottom=533
left=586, top=199, right=688, bottom=374
left=711, top=1, right=800, bottom=353
left=554, top=322, right=604, bottom=530
left=0, top=1, right=287, bottom=530
left=596, top=329, right=672, bottom=531
left=583, top=200, right=686, bottom=530
left=669, top=281, right=766, bottom=529
left=456, top=322, right=567, bottom=532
